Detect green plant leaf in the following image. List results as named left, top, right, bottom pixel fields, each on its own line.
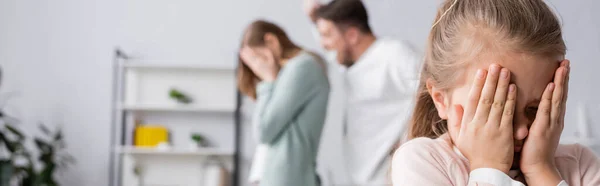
left=38, top=153, right=53, bottom=163
left=191, top=134, right=204, bottom=142
left=34, top=139, right=52, bottom=153
left=169, top=89, right=180, bottom=97
left=5, top=125, right=24, bottom=140
left=38, top=123, right=51, bottom=136
left=0, top=133, right=10, bottom=149
left=169, top=88, right=192, bottom=104
left=0, top=132, right=23, bottom=153
left=53, top=130, right=62, bottom=141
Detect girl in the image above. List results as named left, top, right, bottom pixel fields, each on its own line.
left=237, top=20, right=329, bottom=186
left=391, top=0, right=600, bottom=186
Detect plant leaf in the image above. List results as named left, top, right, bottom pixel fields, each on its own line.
left=53, top=130, right=62, bottom=141
left=1, top=132, right=22, bottom=153
left=38, top=123, right=51, bottom=136
left=6, top=125, right=24, bottom=140
left=34, top=138, right=52, bottom=153
left=38, top=153, right=53, bottom=163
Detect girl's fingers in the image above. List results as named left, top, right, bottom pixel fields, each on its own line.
left=532, top=83, right=555, bottom=130
left=560, top=60, right=570, bottom=128
left=464, top=69, right=487, bottom=124
left=488, top=68, right=511, bottom=127
left=474, top=64, right=501, bottom=123
left=500, top=84, right=517, bottom=129
left=449, top=105, right=465, bottom=143
left=550, top=66, right=566, bottom=128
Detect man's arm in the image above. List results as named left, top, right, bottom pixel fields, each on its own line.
left=304, top=0, right=323, bottom=47
left=303, top=0, right=321, bottom=23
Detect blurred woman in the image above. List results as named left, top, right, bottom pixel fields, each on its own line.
left=237, top=20, right=329, bottom=186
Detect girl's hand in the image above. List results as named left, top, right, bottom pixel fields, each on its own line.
left=239, top=47, right=279, bottom=82
left=449, top=64, right=516, bottom=174
left=521, top=60, right=570, bottom=185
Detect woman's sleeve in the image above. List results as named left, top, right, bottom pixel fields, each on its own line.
left=256, top=58, right=327, bottom=145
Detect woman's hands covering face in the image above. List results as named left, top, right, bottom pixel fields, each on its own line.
left=240, top=47, right=279, bottom=82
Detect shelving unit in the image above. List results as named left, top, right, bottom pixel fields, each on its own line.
left=117, top=146, right=235, bottom=156
left=121, top=61, right=235, bottom=71
left=109, top=49, right=242, bottom=186
left=118, top=103, right=235, bottom=113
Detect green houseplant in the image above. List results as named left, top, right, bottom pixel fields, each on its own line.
left=0, top=112, right=74, bottom=186
left=191, top=133, right=208, bottom=147
left=0, top=67, right=74, bottom=186
left=169, top=88, right=193, bottom=104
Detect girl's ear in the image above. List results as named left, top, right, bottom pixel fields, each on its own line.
left=426, top=79, right=449, bottom=119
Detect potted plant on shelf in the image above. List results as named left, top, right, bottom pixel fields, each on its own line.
left=190, top=133, right=209, bottom=149
left=169, top=88, right=193, bottom=104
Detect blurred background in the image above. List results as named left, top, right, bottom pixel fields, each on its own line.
left=0, top=0, right=598, bottom=186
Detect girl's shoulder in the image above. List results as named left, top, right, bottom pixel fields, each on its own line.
left=554, top=144, right=600, bottom=185
left=392, top=135, right=463, bottom=168
left=391, top=135, right=471, bottom=185
left=395, top=137, right=449, bottom=154
left=554, top=143, right=598, bottom=166
left=555, top=143, right=595, bottom=158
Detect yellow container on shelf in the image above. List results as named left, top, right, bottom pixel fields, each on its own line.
left=134, top=125, right=169, bottom=147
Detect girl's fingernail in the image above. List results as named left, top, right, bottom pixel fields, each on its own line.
left=548, top=83, right=555, bottom=91
left=476, top=69, right=484, bottom=79
left=564, top=67, right=568, bottom=75
left=509, top=84, right=515, bottom=92
left=501, top=68, right=508, bottom=79
left=490, top=64, right=500, bottom=74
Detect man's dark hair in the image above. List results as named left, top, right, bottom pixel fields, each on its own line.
left=316, top=0, right=372, bottom=34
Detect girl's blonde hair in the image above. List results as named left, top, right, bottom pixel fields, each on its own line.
left=408, top=0, right=566, bottom=139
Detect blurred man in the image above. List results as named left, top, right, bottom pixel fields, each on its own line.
left=304, top=0, right=421, bottom=185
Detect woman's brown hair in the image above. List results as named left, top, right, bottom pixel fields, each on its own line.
left=237, top=20, right=300, bottom=99
left=408, top=0, right=566, bottom=139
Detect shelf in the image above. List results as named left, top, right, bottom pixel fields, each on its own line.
left=117, top=146, right=234, bottom=156
left=119, top=104, right=235, bottom=113
left=121, top=61, right=235, bottom=71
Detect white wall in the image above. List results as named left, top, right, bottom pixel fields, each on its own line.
left=0, top=0, right=118, bottom=185
left=0, top=0, right=598, bottom=186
